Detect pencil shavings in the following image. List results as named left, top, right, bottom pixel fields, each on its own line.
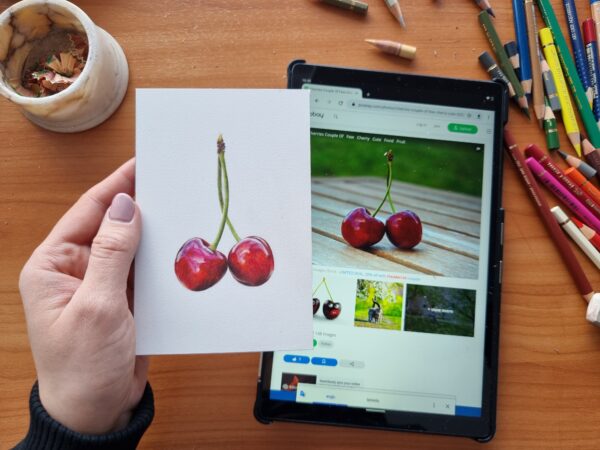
left=68, top=33, right=88, bottom=60
left=45, top=52, right=78, bottom=77
left=17, top=31, right=88, bottom=97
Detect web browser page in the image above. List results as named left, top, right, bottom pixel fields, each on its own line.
left=269, top=84, right=496, bottom=417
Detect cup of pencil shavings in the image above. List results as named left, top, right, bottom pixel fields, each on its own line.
left=0, top=0, right=128, bottom=132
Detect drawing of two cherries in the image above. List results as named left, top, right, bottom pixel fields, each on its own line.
left=175, top=135, right=274, bottom=291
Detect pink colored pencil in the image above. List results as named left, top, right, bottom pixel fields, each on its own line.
left=526, top=157, right=600, bottom=234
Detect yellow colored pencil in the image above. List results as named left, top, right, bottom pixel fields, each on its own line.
left=540, top=27, right=581, bottom=157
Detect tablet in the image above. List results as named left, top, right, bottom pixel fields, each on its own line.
left=254, top=62, right=507, bottom=441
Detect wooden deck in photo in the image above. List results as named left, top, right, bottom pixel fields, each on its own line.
left=311, top=177, right=481, bottom=279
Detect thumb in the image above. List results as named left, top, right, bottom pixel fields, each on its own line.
left=83, top=193, right=141, bottom=294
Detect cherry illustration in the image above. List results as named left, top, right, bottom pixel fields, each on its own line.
left=386, top=210, right=422, bottom=249
left=174, top=135, right=231, bottom=291
left=341, top=208, right=385, bottom=248
left=323, top=300, right=342, bottom=320
left=228, top=236, right=274, bottom=286
left=174, top=238, right=227, bottom=291
left=313, top=298, right=320, bottom=315
left=216, top=135, right=275, bottom=286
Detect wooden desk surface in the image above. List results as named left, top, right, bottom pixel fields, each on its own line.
left=2, top=0, right=600, bottom=448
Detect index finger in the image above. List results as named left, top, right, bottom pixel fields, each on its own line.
left=45, top=158, right=136, bottom=246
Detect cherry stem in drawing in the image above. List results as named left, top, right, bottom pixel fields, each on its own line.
left=218, top=156, right=241, bottom=242
left=210, top=135, right=231, bottom=251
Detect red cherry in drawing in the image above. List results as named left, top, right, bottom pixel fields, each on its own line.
left=175, top=238, right=228, bottom=291
left=386, top=210, right=422, bottom=249
left=341, top=207, right=385, bottom=248
left=313, top=298, right=320, bottom=315
left=322, top=300, right=342, bottom=320
left=228, top=236, right=274, bottom=286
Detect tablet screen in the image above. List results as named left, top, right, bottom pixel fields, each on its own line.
left=257, top=64, right=505, bottom=439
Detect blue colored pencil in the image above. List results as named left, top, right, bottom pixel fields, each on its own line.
left=583, top=19, right=600, bottom=125
left=563, top=0, right=593, bottom=106
left=512, top=0, right=532, bottom=95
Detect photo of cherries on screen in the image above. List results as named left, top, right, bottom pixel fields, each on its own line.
left=341, top=150, right=422, bottom=250
left=174, top=135, right=274, bottom=291
left=312, top=277, right=341, bottom=320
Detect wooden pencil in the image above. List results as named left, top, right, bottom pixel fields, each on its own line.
left=525, top=0, right=545, bottom=124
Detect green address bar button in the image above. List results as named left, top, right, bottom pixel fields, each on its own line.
left=448, top=123, right=478, bottom=134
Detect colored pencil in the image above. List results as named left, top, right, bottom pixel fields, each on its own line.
left=565, top=166, right=600, bottom=204
left=524, top=143, right=600, bottom=220
left=479, top=11, right=530, bottom=118
left=475, top=0, right=495, bottom=18
left=572, top=216, right=600, bottom=251
left=541, top=56, right=562, bottom=112
left=384, top=0, right=405, bottom=27
left=320, top=0, right=368, bottom=14
left=513, top=0, right=532, bottom=95
left=582, top=19, right=600, bottom=126
left=552, top=206, right=600, bottom=269
left=503, top=129, right=594, bottom=302
left=557, top=149, right=597, bottom=179
left=525, top=0, right=545, bottom=124
left=479, top=51, right=517, bottom=100
left=544, top=97, right=560, bottom=149
left=365, top=39, right=416, bottom=60
left=527, top=157, right=600, bottom=234
left=540, top=28, right=582, bottom=156
left=504, top=41, right=521, bottom=81
left=581, top=135, right=600, bottom=183
left=592, top=1, right=600, bottom=47
left=537, top=0, right=600, bottom=148
left=563, top=0, right=593, bottom=106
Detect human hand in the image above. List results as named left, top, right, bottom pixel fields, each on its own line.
left=19, top=159, right=148, bottom=435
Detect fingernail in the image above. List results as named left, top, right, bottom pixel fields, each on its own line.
left=109, top=193, right=135, bottom=223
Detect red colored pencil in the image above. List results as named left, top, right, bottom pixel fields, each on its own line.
left=571, top=216, right=600, bottom=251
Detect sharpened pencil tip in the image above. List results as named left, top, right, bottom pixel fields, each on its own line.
left=487, top=8, right=495, bottom=18
left=523, top=108, right=531, bottom=119
left=398, top=16, right=406, bottom=28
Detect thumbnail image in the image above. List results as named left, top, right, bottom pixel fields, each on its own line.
left=281, top=373, right=317, bottom=392
left=404, top=284, right=476, bottom=337
left=354, top=279, right=404, bottom=331
left=310, top=129, right=483, bottom=280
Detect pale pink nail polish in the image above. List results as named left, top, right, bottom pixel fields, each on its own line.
left=109, top=193, right=135, bottom=223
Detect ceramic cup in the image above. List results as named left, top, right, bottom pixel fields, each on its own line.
left=0, top=0, right=128, bottom=132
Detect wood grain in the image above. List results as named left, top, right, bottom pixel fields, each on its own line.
left=2, top=0, right=600, bottom=448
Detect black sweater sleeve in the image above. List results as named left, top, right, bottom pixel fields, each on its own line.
left=13, top=382, right=154, bottom=450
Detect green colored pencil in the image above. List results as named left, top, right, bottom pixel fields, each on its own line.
left=544, top=97, right=560, bottom=150
left=479, top=11, right=530, bottom=118
left=536, top=0, right=600, bottom=147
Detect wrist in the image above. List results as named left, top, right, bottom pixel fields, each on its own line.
left=18, top=381, right=154, bottom=449
left=39, top=381, right=132, bottom=435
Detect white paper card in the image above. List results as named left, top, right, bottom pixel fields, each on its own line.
left=134, top=89, right=313, bottom=355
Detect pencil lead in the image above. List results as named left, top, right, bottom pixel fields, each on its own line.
left=557, top=149, right=568, bottom=160
left=487, top=8, right=495, bottom=18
